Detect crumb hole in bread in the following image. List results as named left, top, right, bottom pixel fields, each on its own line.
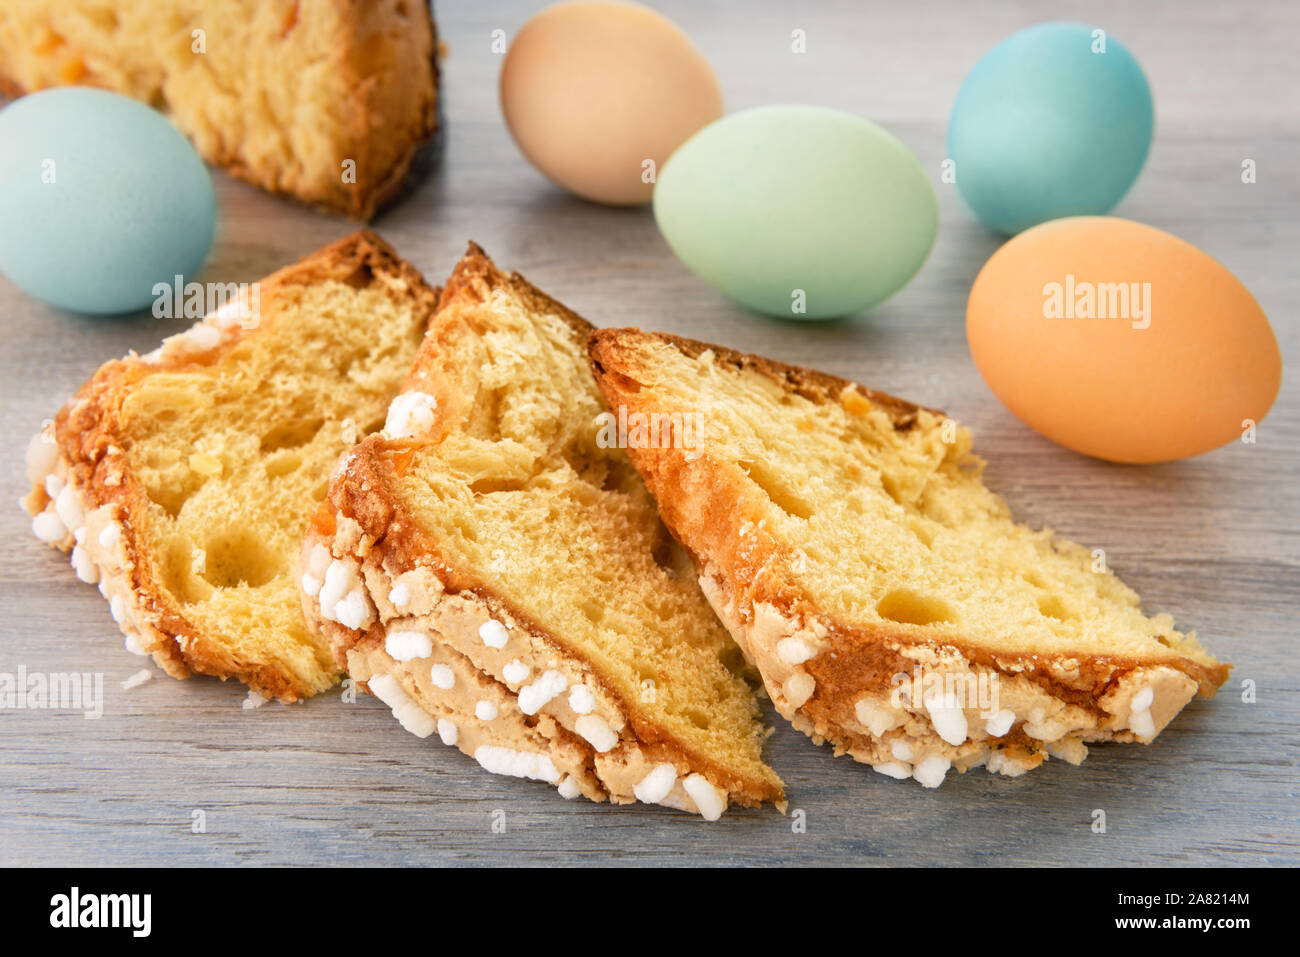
left=1036, top=593, right=1072, bottom=620
left=739, top=459, right=813, bottom=520
left=160, top=537, right=213, bottom=604
left=84, top=8, right=119, bottom=30
left=875, top=588, right=956, bottom=627
left=264, top=451, right=303, bottom=478
left=578, top=598, right=604, bottom=625
left=879, top=473, right=906, bottom=506
left=469, top=477, right=527, bottom=495
left=684, top=709, right=712, bottom=730
left=144, top=474, right=202, bottom=519
left=259, top=417, right=323, bottom=453
left=200, top=527, right=283, bottom=588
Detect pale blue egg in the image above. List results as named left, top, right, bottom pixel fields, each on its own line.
left=0, top=87, right=215, bottom=314
left=948, top=22, right=1153, bottom=235
left=654, top=106, right=938, bottom=320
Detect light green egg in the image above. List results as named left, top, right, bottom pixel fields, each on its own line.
left=653, top=105, right=938, bottom=320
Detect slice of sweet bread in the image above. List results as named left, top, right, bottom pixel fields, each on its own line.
left=588, top=329, right=1231, bottom=786
left=303, top=244, right=783, bottom=817
left=22, top=230, right=438, bottom=700
left=0, top=1, right=439, bottom=218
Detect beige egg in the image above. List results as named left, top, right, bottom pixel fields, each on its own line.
left=500, top=1, right=723, bottom=206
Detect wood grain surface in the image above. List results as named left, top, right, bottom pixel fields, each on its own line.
left=1, top=0, right=1296, bottom=867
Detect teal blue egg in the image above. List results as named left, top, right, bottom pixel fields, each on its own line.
left=948, top=22, right=1153, bottom=235
left=653, top=106, right=938, bottom=320
left=0, top=87, right=215, bottom=314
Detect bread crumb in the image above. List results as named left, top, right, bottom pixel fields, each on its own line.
left=242, top=690, right=268, bottom=710
left=188, top=452, right=223, bottom=476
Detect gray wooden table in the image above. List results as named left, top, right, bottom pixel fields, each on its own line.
left=2, top=0, right=1296, bottom=866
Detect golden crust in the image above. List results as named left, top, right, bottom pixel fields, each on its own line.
left=25, top=230, right=440, bottom=701
left=314, top=246, right=784, bottom=809
left=593, top=327, right=940, bottom=429
left=293, top=0, right=441, bottom=219
left=587, top=328, right=1231, bottom=779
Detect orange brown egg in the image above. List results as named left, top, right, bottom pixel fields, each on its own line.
left=966, top=217, right=1281, bottom=463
